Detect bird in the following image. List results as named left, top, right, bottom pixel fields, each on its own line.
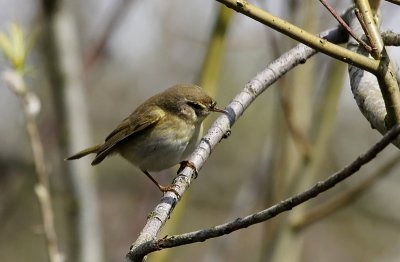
left=66, top=84, right=226, bottom=193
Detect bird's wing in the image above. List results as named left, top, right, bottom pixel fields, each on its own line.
left=91, top=106, right=165, bottom=165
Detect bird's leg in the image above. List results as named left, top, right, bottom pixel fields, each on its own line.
left=142, top=170, right=180, bottom=197
left=178, top=160, right=199, bottom=179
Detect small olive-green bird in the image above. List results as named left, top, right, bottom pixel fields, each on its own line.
left=66, top=84, right=226, bottom=193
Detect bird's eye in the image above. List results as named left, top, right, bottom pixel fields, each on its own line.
left=188, top=101, right=204, bottom=111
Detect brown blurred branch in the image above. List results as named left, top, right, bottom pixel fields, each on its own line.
left=291, top=154, right=400, bottom=230
left=278, top=85, right=312, bottom=160
left=84, top=0, right=135, bottom=72
left=385, top=0, right=400, bottom=5
left=127, top=124, right=400, bottom=257
left=3, top=70, right=63, bottom=262
left=124, top=26, right=348, bottom=262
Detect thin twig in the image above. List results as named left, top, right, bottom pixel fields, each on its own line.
left=3, top=70, right=63, bottom=262
left=354, top=1, right=383, bottom=59
left=319, top=0, right=372, bottom=52
left=354, top=8, right=376, bottom=54
left=127, top=124, right=400, bottom=257
left=291, top=154, right=400, bottom=230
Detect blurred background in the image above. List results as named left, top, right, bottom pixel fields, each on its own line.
left=1, top=0, right=400, bottom=261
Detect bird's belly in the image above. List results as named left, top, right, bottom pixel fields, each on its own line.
left=118, top=123, right=202, bottom=172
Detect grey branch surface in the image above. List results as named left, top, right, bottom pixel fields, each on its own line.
left=125, top=26, right=348, bottom=262
left=382, top=31, right=400, bottom=46
left=346, top=8, right=400, bottom=147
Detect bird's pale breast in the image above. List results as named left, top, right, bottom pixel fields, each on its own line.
left=118, top=114, right=202, bottom=171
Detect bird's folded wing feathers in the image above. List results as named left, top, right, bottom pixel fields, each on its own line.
left=91, top=106, right=165, bottom=165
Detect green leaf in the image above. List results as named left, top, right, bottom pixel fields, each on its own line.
left=0, top=23, right=35, bottom=74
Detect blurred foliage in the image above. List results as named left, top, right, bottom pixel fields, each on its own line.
left=0, top=23, right=36, bottom=73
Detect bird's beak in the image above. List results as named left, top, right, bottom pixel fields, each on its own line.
left=211, top=105, right=228, bottom=114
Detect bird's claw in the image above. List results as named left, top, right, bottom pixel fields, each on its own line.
left=159, top=184, right=181, bottom=199
left=178, top=160, right=199, bottom=179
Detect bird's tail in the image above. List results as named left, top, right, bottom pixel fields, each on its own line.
left=65, top=144, right=102, bottom=161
